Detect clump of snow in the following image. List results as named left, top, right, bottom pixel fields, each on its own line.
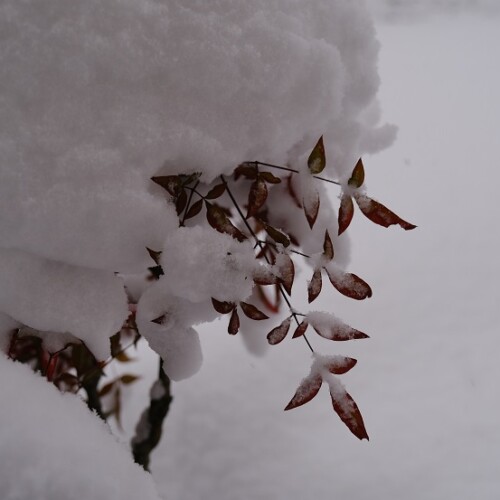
left=0, top=312, right=20, bottom=353
left=0, top=355, right=162, bottom=500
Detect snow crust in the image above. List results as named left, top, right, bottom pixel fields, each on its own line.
left=0, top=355, right=162, bottom=500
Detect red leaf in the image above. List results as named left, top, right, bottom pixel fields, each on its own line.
left=348, top=158, right=365, bottom=188
left=338, top=194, right=354, bottom=236
left=307, top=269, right=322, bottom=303
left=307, top=136, right=326, bottom=174
left=184, top=198, right=203, bottom=220
left=211, top=298, right=235, bottom=315
left=205, top=183, right=226, bottom=200
left=329, top=381, right=369, bottom=440
left=239, top=301, right=269, bottom=320
left=308, top=312, right=369, bottom=341
left=355, top=194, right=417, bottom=231
left=228, top=309, right=240, bottom=335
left=247, top=178, right=268, bottom=218
left=205, top=202, right=247, bottom=241
left=303, top=188, right=320, bottom=228
left=284, top=372, right=323, bottom=410
left=326, top=266, right=372, bottom=300
left=324, top=356, right=358, bottom=375
left=292, top=320, right=309, bottom=338
left=323, top=230, right=334, bottom=261
left=277, top=253, right=295, bottom=296
left=267, top=316, right=292, bottom=345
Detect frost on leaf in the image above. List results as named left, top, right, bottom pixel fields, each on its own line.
left=307, top=136, right=326, bottom=175
left=308, top=269, right=322, bottom=304
left=328, top=377, right=369, bottom=440
left=247, top=178, right=268, bottom=218
left=348, top=158, right=365, bottom=188
left=325, top=264, right=372, bottom=300
left=292, top=320, right=309, bottom=338
left=307, top=311, right=369, bottom=341
left=267, top=316, right=292, bottom=345
left=338, top=193, right=354, bottom=236
left=284, top=372, right=322, bottom=411
left=303, top=187, right=320, bottom=229
left=355, top=194, right=416, bottom=231
left=239, top=301, right=269, bottom=320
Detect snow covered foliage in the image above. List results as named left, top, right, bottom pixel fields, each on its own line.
left=0, top=355, right=162, bottom=500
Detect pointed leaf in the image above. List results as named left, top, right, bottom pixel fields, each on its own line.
left=323, top=230, right=334, bottom=261
left=120, top=374, right=140, bottom=385
left=284, top=372, right=322, bottom=410
left=329, top=381, right=369, bottom=440
left=211, top=298, right=235, bottom=315
left=146, top=247, right=162, bottom=265
left=98, top=380, right=116, bottom=397
left=151, top=175, right=182, bottom=196
left=324, top=356, right=358, bottom=375
left=115, top=351, right=135, bottom=363
left=228, top=308, right=240, bottom=335
left=277, top=253, right=295, bottom=296
left=308, top=312, right=369, bottom=341
left=259, top=171, right=282, bottom=184
left=303, top=188, right=320, bottom=229
left=206, top=202, right=247, bottom=241
left=292, top=320, right=309, bottom=338
left=264, top=224, right=290, bottom=247
left=184, top=198, right=203, bottom=220
left=348, top=158, right=365, bottom=188
left=205, top=183, right=226, bottom=200
left=326, top=266, right=372, bottom=300
left=151, top=314, right=166, bottom=325
left=355, top=195, right=417, bottom=231
left=234, top=163, right=258, bottom=180
left=252, top=267, right=279, bottom=286
left=308, top=269, right=323, bottom=303
left=338, top=194, right=354, bottom=235
left=247, top=178, right=268, bottom=218
left=175, top=189, right=188, bottom=215
left=307, top=136, right=326, bottom=174
left=267, top=316, right=292, bottom=345
left=239, top=301, right=269, bottom=320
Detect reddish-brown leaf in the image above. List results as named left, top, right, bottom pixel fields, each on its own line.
left=259, top=171, right=282, bottom=184
left=323, top=230, right=334, bottom=261
left=329, top=383, right=369, bottom=440
left=247, top=178, right=268, bottom=218
left=146, top=247, right=162, bottom=265
left=308, top=269, right=322, bottom=304
left=211, top=297, right=235, bottom=315
left=252, top=267, right=279, bottom=286
left=324, top=357, right=358, bottom=375
left=206, top=202, right=247, bottom=242
left=184, top=198, right=203, bottom=220
left=309, top=314, right=369, bottom=341
left=284, top=372, right=323, bottom=410
left=264, top=224, right=291, bottom=248
left=355, top=194, right=417, bottom=231
left=239, top=301, right=269, bottom=320
left=326, top=266, right=372, bottom=300
left=151, top=175, right=182, bottom=196
left=228, top=309, right=240, bottom=335
left=303, top=188, right=320, bottom=229
left=267, top=316, right=292, bottom=345
left=277, top=253, right=295, bottom=296
left=292, top=320, right=309, bottom=338
left=307, top=136, right=326, bottom=174
left=205, top=183, right=226, bottom=200
left=348, top=158, right=365, bottom=188
left=286, top=174, right=302, bottom=208
left=338, top=194, right=354, bottom=236
left=234, top=163, right=258, bottom=180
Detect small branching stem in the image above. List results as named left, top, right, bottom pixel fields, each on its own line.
left=251, top=161, right=341, bottom=186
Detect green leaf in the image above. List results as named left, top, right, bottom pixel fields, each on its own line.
left=307, top=136, right=326, bottom=174
left=348, top=158, right=365, bottom=188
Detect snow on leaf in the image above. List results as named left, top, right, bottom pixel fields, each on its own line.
left=205, top=202, right=247, bottom=241
left=307, top=136, right=326, bottom=174
left=323, top=356, right=358, bottom=375
left=239, top=301, right=269, bottom=320
left=292, top=320, right=309, bottom=338
left=307, top=311, right=369, bottom=341
left=276, top=253, right=295, bottom=296
left=234, top=163, right=258, bottom=181
left=355, top=194, right=417, bottom=231
left=308, top=269, right=322, bottom=303
left=338, top=193, right=354, bottom=235
left=228, top=308, right=240, bottom=335
left=323, top=230, right=334, bottom=261
left=264, top=224, right=291, bottom=247
left=211, top=298, right=235, bottom=315
left=247, top=178, right=268, bottom=218
left=252, top=266, right=279, bottom=286
left=284, top=372, right=322, bottom=411
left=184, top=198, right=203, bottom=220
left=325, top=265, right=372, bottom=300
left=267, top=316, right=292, bottom=345
left=328, top=377, right=369, bottom=440
left=151, top=314, right=166, bottom=325
left=348, top=158, right=365, bottom=188
left=146, top=247, right=162, bottom=265
left=151, top=175, right=182, bottom=197
left=303, top=187, right=320, bottom=228
left=259, top=171, right=282, bottom=184
left=205, top=183, right=226, bottom=200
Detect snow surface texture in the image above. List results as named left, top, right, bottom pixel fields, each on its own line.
left=0, top=0, right=394, bottom=367
left=0, top=355, right=162, bottom=500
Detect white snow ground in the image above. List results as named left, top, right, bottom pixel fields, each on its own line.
left=130, top=10, right=500, bottom=500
